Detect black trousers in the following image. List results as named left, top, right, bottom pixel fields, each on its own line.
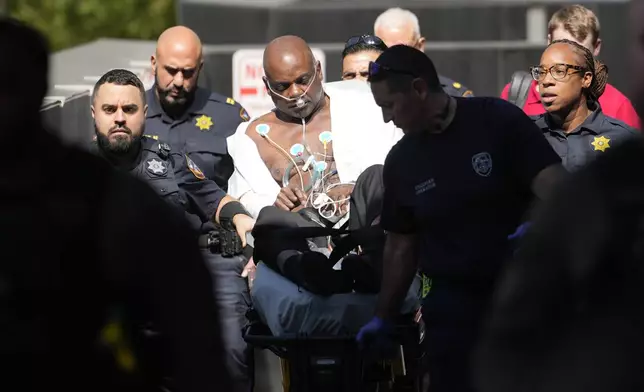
left=202, top=250, right=254, bottom=392
left=347, top=164, right=385, bottom=231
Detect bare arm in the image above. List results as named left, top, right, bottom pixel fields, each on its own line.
left=375, top=232, right=419, bottom=320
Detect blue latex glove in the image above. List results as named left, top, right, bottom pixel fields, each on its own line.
left=508, top=222, right=532, bottom=240
left=356, top=316, right=396, bottom=359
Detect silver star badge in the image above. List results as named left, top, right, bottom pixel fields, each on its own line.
left=147, top=159, right=166, bottom=174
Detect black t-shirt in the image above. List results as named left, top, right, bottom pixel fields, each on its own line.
left=382, top=97, right=560, bottom=309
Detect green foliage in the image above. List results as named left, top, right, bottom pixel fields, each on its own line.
left=9, top=0, right=176, bottom=51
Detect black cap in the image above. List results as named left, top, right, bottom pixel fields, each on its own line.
left=369, top=44, right=440, bottom=89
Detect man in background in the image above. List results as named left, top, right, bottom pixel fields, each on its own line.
left=341, top=34, right=388, bottom=82
left=374, top=7, right=474, bottom=97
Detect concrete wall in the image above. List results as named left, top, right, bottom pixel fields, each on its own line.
left=44, top=0, right=634, bottom=145
left=178, top=0, right=633, bottom=98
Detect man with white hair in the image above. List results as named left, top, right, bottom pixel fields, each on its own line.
left=374, top=7, right=474, bottom=97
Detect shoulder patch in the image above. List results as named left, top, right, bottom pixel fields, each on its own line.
left=185, top=155, right=206, bottom=180
left=462, top=90, right=474, bottom=97
left=240, top=107, right=250, bottom=122
left=226, top=97, right=236, bottom=105
left=146, top=158, right=168, bottom=177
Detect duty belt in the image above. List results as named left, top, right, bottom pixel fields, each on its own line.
left=198, top=229, right=244, bottom=257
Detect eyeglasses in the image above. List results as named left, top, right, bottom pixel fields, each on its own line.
left=368, top=61, right=418, bottom=79
left=344, top=34, right=387, bottom=51
left=530, top=63, right=587, bottom=82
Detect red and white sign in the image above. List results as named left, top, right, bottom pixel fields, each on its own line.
left=232, top=48, right=326, bottom=118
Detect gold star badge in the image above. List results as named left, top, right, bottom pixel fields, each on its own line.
left=195, top=115, right=213, bottom=131
left=452, top=82, right=462, bottom=89
left=591, top=135, right=610, bottom=152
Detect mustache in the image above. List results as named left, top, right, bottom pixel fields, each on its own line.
left=108, top=125, right=132, bottom=135
left=163, top=86, right=187, bottom=96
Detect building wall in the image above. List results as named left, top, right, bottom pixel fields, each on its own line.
left=180, top=1, right=633, bottom=98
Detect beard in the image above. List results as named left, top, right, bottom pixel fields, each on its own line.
left=95, top=124, right=142, bottom=156
left=155, top=75, right=197, bottom=116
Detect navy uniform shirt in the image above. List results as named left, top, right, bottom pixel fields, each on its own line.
left=531, top=103, right=639, bottom=172
left=439, top=75, right=474, bottom=98
left=381, top=97, right=560, bottom=319
left=92, top=136, right=227, bottom=234
left=144, top=87, right=251, bottom=191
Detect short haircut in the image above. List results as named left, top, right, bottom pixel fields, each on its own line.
left=548, top=5, right=600, bottom=46
left=342, top=42, right=385, bottom=59
left=367, top=44, right=441, bottom=93
left=373, top=7, right=421, bottom=38
left=92, top=69, right=146, bottom=104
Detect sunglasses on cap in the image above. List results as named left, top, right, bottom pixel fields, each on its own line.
left=368, top=61, right=418, bottom=79
left=344, top=34, right=388, bottom=51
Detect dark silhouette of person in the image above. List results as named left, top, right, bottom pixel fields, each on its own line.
left=475, top=137, right=644, bottom=392
left=0, top=17, right=233, bottom=392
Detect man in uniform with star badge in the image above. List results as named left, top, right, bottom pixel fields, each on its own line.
left=91, top=68, right=256, bottom=392
left=143, top=27, right=255, bottom=391
left=144, top=25, right=250, bottom=191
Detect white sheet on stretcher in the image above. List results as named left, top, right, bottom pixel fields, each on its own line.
left=251, top=262, right=421, bottom=337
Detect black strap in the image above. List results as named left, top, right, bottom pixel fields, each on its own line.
left=252, top=224, right=384, bottom=265
left=507, top=70, right=533, bottom=109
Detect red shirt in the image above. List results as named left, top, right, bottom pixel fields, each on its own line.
left=501, top=80, right=640, bottom=129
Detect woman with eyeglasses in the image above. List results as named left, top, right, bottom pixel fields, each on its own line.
left=529, top=39, right=638, bottom=172
left=341, top=34, right=388, bottom=81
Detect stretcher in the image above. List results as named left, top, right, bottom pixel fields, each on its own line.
left=245, top=263, right=425, bottom=392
